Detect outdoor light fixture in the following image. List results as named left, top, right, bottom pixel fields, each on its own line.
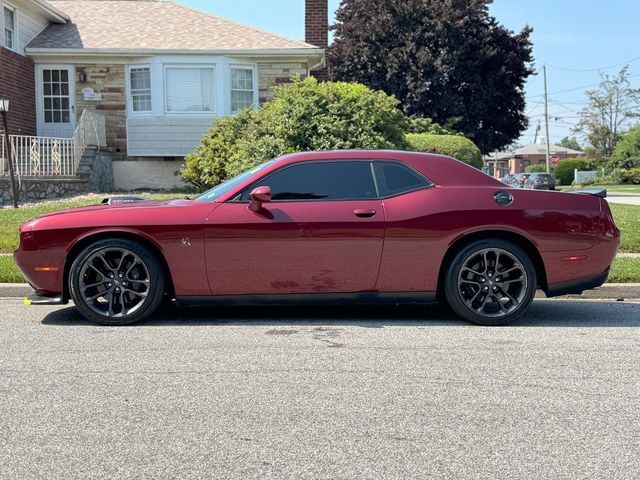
left=1, top=98, right=19, bottom=208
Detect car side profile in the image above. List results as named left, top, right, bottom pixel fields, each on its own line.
left=15, top=150, right=620, bottom=326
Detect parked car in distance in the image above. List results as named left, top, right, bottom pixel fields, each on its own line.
left=499, top=174, right=517, bottom=186
left=528, top=173, right=556, bottom=190
left=513, top=173, right=532, bottom=188
left=15, top=150, right=619, bottom=327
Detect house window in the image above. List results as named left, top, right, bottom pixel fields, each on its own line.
left=231, top=67, right=255, bottom=113
left=165, top=67, right=215, bottom=113
left=4, top=6, right=16, bottom=51
left=129, top=67, right=152, bottom=112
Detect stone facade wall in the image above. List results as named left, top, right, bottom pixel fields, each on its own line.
left=0, top=148, right=114, bottom=206
left=74, top=64, right=127, bottom=157
left=257, top=61, right=309, bottom=104
left=0, top=176, right=90, bottom=206
left=76, top=148, right=115, bottom=193
left=0, top=47, right=36, bottom=135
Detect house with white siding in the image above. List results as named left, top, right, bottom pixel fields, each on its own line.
left=1, top=0, right=327, bottom=190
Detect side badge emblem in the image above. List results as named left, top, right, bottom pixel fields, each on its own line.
left=181, top=237, right=192, bottom=247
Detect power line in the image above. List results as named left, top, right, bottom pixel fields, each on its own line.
left=548, top=98, right=582, bottom=114
left=526, top=72, right=640, bottom=100
left=546, top=55, right=640, bottom=73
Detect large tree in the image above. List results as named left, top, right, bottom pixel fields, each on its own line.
left=575, top=67, right=640, bottom=157
left=558, top=136, right=583, bottom=151
left=327, top=0, right=534, bottom=153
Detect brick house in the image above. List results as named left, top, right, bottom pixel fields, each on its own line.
left=1, top=0, right=327, bottom=190
left=484, top=140, right=585, bottom=178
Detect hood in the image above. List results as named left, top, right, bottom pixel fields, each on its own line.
left=32, top=198, right=192, bottom=220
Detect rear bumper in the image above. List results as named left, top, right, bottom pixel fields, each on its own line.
left=546, top=269, right=610, bottom=297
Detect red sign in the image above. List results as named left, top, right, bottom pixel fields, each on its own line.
left=551, top=155, right=560, bottom=167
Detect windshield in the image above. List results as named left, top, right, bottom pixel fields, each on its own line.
left=196, top=160, right=276, bottom=202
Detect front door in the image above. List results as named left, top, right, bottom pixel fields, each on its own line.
left=36, top=65, right=76, bottom=138
left=205, top=161, right=385, bottom=295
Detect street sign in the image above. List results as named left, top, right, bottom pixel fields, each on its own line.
left=551, top=155, right=560, bottom=167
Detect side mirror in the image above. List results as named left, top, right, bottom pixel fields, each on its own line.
left=248, top=186, right=272, bottom=212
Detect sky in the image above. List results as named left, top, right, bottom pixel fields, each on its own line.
left=184, top=0, right=640, bottom=149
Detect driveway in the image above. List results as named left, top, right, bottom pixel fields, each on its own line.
left=1, top=298, right=640, bottom=479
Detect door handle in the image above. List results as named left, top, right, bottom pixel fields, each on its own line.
left=354, top=209, right=376, bottom=218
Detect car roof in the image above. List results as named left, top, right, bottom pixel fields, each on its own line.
left=271, top=150, right=503, bottom=187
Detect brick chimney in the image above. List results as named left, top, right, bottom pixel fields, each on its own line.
left=305, top=0, right=328, bottom=80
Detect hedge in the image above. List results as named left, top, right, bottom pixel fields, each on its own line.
left=554, top=158, right=591, bottom=185
left=405, top=133, right=483, bottom=168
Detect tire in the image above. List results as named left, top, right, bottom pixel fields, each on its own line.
left=444, top=239, right=537, bottom=326
left=69, top=238, right=165, bottom=326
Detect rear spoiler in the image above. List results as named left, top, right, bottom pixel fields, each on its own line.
left=101, top=196, right=147, bottom=205
left=566, top=189, right=607, bottom=199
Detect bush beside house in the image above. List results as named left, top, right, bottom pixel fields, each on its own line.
left=182, top=78, right=484, bottom=188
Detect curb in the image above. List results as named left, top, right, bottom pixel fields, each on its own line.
left=541, top=283, right=640, bottom=301
left=1, top=283, right=639, bottom=300
left=0, top=283, right=34, bottom=298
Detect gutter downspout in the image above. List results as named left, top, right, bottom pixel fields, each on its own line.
left=308, top=53, right=326, bottom=77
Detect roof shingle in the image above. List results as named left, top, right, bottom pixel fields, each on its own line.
left=28, top=0, right=319, bottom=52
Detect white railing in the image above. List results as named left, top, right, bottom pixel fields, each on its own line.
left=0, top=109, right=106, bottom=177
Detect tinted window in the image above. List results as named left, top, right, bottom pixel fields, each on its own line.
left=374, top=162, right=429, bottom=197
left=197, top=160, right=275, bottom=202
left=242, top=161, right=377, bottom=201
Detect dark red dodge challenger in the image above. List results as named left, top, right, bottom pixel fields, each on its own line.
left=15, top=150, right=620, bottom=326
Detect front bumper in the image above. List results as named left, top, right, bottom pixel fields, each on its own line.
left=23, top=292, right=68, bottom=306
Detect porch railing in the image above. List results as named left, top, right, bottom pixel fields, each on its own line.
left=0, top=109, right=106, bottom=177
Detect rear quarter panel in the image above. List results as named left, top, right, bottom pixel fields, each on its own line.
left=377, top=186, right=601, bottom=292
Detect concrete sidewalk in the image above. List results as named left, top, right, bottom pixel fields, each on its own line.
left=3, top=283, right=639, bottom=301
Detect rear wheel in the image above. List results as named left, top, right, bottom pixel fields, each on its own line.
left=444, top=239, right=536, bottom=326
left=69, top=238, right=165, bottom=325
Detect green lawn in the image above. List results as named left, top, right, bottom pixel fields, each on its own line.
left=611, top=204, right=640, bottom=253
left=607, top=257, right=640, bottom=283
left=0, top=255, right=25, bottom=283
left=0, top=193, right=191, bottom=254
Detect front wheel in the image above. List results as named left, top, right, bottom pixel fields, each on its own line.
left=444, top=239, right=537, bottom=326
left=69, top=238, right=165, bottom=325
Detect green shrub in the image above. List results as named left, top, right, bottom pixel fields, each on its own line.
left=525, top=164, right=548, bottom=173
left=405, top=133, right=483, bottom=168
left=180, top=77, right=409, bottom=188
left=407, top=117, right=459, bottom=135
left=615, top=168, right=640, bottom=184
left=611, top=125, right=640, bottom=170
left=555, top=158, right=591, bottom=185
left=181, top=109, right=256, bottom=189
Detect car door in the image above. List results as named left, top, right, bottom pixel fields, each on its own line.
left=204, top=160, right=384, bottom=295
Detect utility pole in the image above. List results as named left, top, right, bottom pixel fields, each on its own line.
left=543, top=65, right=551, bottom=174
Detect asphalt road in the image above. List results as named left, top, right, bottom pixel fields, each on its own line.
left=1, top=298, right=640, bottom=480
